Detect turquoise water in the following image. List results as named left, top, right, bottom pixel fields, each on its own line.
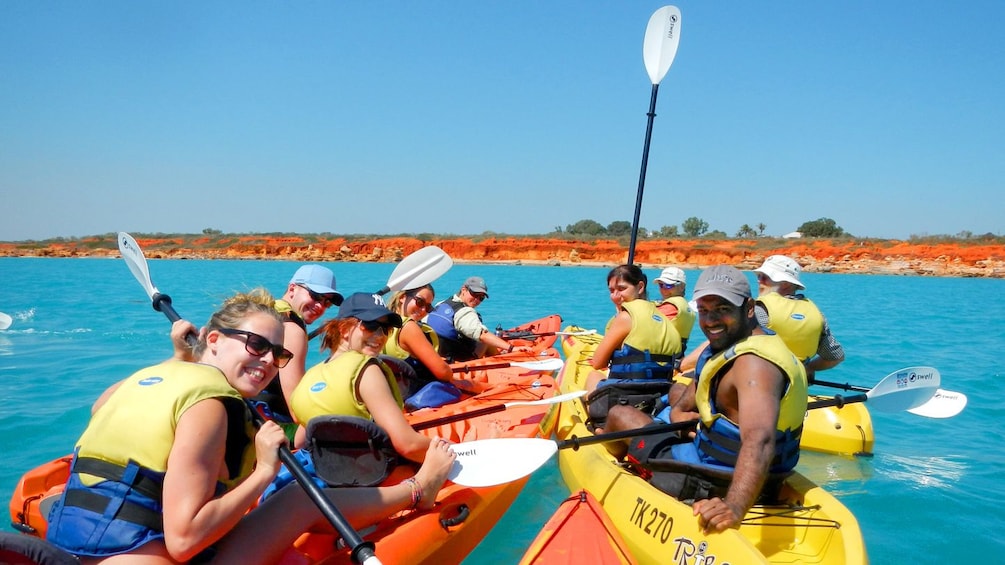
left=1, top=257, right=1002, bottom=564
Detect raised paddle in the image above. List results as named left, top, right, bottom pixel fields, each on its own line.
left=0, top=311, right=12, bottom=330
left=307, top=245, right=453, bottom=340
left=451, top=358, right=565, bottom=374
left=117, top=232, right=382, bottom=565
left=445, top=366, right=942, bottom=488
left=811, top=375, right=966, bottom=418
left=412, top=390, right=588, bottom=431
left=627, top=5, right=682, bottom=264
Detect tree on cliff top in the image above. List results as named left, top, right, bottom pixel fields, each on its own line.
left=566, top=219, right=606, bottom=236
left=682, top=217, right=709, bottom=237
left=797, top=217, right=846, bottom=237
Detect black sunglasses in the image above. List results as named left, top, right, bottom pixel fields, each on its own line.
left=408, top=293, right=433, bottom=312
left=218, top=328, right=294, bottom=368
left=359, top=319, right=394, bottom=333
left=466, top=288, right=487, bottom=301
left=299, top=284, right=342, bottom=308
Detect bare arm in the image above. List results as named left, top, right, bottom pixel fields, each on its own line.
left=358, top=363, right=431, bottom=463
left=161, top=399, right=286, bottom=562
left=692, top=354, right=783, bottom=533
left=278, top=321, right=308, bottom=412
left=590, top=311, right=632, bottom=370
left=399, top=321, right=452, bottom=381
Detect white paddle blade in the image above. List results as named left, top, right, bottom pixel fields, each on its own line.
left=867, top=366, right=940, bottom=412
left=0, top=312, right=12, bottom=330
left=907, top=389, right=968, bottom=418
left=385, top=246, right=452, bottom=294
left=510, top=358, right=565, bottom=372
left=117, top=232, right=158, bottom=299
left=643, top=5, right=682, bottom=84
left=448, top=438, right=557, bottom=488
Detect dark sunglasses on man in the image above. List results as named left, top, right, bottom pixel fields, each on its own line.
left=299, top=284, right=343, bottom=308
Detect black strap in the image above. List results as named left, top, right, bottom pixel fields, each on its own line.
left=611, top=352, right=677, bottom=365
left=62, top=490, right=163, bottom=532
left=71, top=458, right=162, bottom=502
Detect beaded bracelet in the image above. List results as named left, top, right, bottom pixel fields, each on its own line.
left=404, top=477, right=422, bottom=509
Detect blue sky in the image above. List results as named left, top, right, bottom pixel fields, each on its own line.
left=2, top=2, right=1002, bottom=241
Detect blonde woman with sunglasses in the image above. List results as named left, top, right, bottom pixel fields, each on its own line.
left=45, top=289, right=455, bottom=564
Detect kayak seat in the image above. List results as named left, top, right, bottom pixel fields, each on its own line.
left=0, top=532, right=79, bottom=565
left=306, top=416, right=401, bottom=487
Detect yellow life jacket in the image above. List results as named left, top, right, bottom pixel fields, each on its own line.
left=291, top=351, right=403, bottom=424
left=696, top=334, right=808, bottom=434
left=757, top=292, right=824, bottom=360
left=383, top=319, right=440, bottom=360
left=77, top=361, right=256, bottom=491
left=657, top=295, right=696, bottom=344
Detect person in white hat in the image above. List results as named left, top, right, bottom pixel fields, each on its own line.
left=753, top=255, right=844, bottom=379
left=425, top=276, right=527, bottom=362
left=653, top=266, right=696, bottom=355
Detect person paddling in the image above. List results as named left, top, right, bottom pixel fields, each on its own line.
left=45, top=289, right=455, bottom=564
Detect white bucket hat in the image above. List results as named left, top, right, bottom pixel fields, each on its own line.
left=655, top=267, right=686, bottom=286
left=754, top=255, right=804, bottom=289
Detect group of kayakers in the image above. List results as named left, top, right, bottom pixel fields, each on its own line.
left=36, top=263, right=533, bottom=563
left=586, top=255, right=844, bottom=533
left=18, top=252, right=847, bottom=562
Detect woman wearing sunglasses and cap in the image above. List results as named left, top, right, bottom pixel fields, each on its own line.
left=290, top=293, right=440, bottom=463
left=45, top=289, right=455, bottom=564
left=381, top=284, right=453, bottom=396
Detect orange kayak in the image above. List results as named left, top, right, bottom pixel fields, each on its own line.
left=10, top=367, right=562, bottom=565
left=518, top=490, right=638, bottom=565
left=495, top=314, right=563, bottom=352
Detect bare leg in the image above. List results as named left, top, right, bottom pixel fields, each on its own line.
left=212, top=439, right=456, bottom=565
left=600, top=405, right=656, bottom=460
left=584, top=369, right=607, bottom=394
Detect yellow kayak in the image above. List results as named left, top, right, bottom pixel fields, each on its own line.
left=556, top=329, right=868, bottom=564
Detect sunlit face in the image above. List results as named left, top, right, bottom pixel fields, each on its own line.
left=209, top=312, right=283, bottom=398
left=461, top=286, right=486, bottom=308
left=696, top=295, right=751, bottom=352
left=344, top=318, right=392, bottom=356
left=608, top=276, right=643, bottom=308
left=404, top=288, right=435, bottom=320
left=292, top=284, right=335, bottom=325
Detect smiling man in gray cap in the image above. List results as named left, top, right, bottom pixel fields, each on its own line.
left=425, top=276, right=519, bottom=362
left=602, top=265, right=808, bottom=534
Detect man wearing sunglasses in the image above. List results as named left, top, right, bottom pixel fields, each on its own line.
left=426, top=276, right=520, bottom=362
left=653, top=266, right=696, bottom=357
left=251, top=264, right=343, bottom=438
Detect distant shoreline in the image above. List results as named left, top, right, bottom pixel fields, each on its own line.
left=2, top=235, right=1004, bottom=279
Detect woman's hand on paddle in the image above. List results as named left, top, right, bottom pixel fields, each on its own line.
left=254, top=420, right=289, bottom=478
left=169, top=319, right=199, bottom=362
left=693, top=497, right=743, bottom=534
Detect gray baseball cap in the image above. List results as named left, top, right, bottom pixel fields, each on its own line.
left=692, top=265, right=751, bottom=307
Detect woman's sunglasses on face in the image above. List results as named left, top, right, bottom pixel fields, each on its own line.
left=360, top=319, right=394, bottom=334
left=218, top=328, right=294, bottom=368
left=408, top=293, right=433, bottom=313
left=299, top=285, right=341, bottom=308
